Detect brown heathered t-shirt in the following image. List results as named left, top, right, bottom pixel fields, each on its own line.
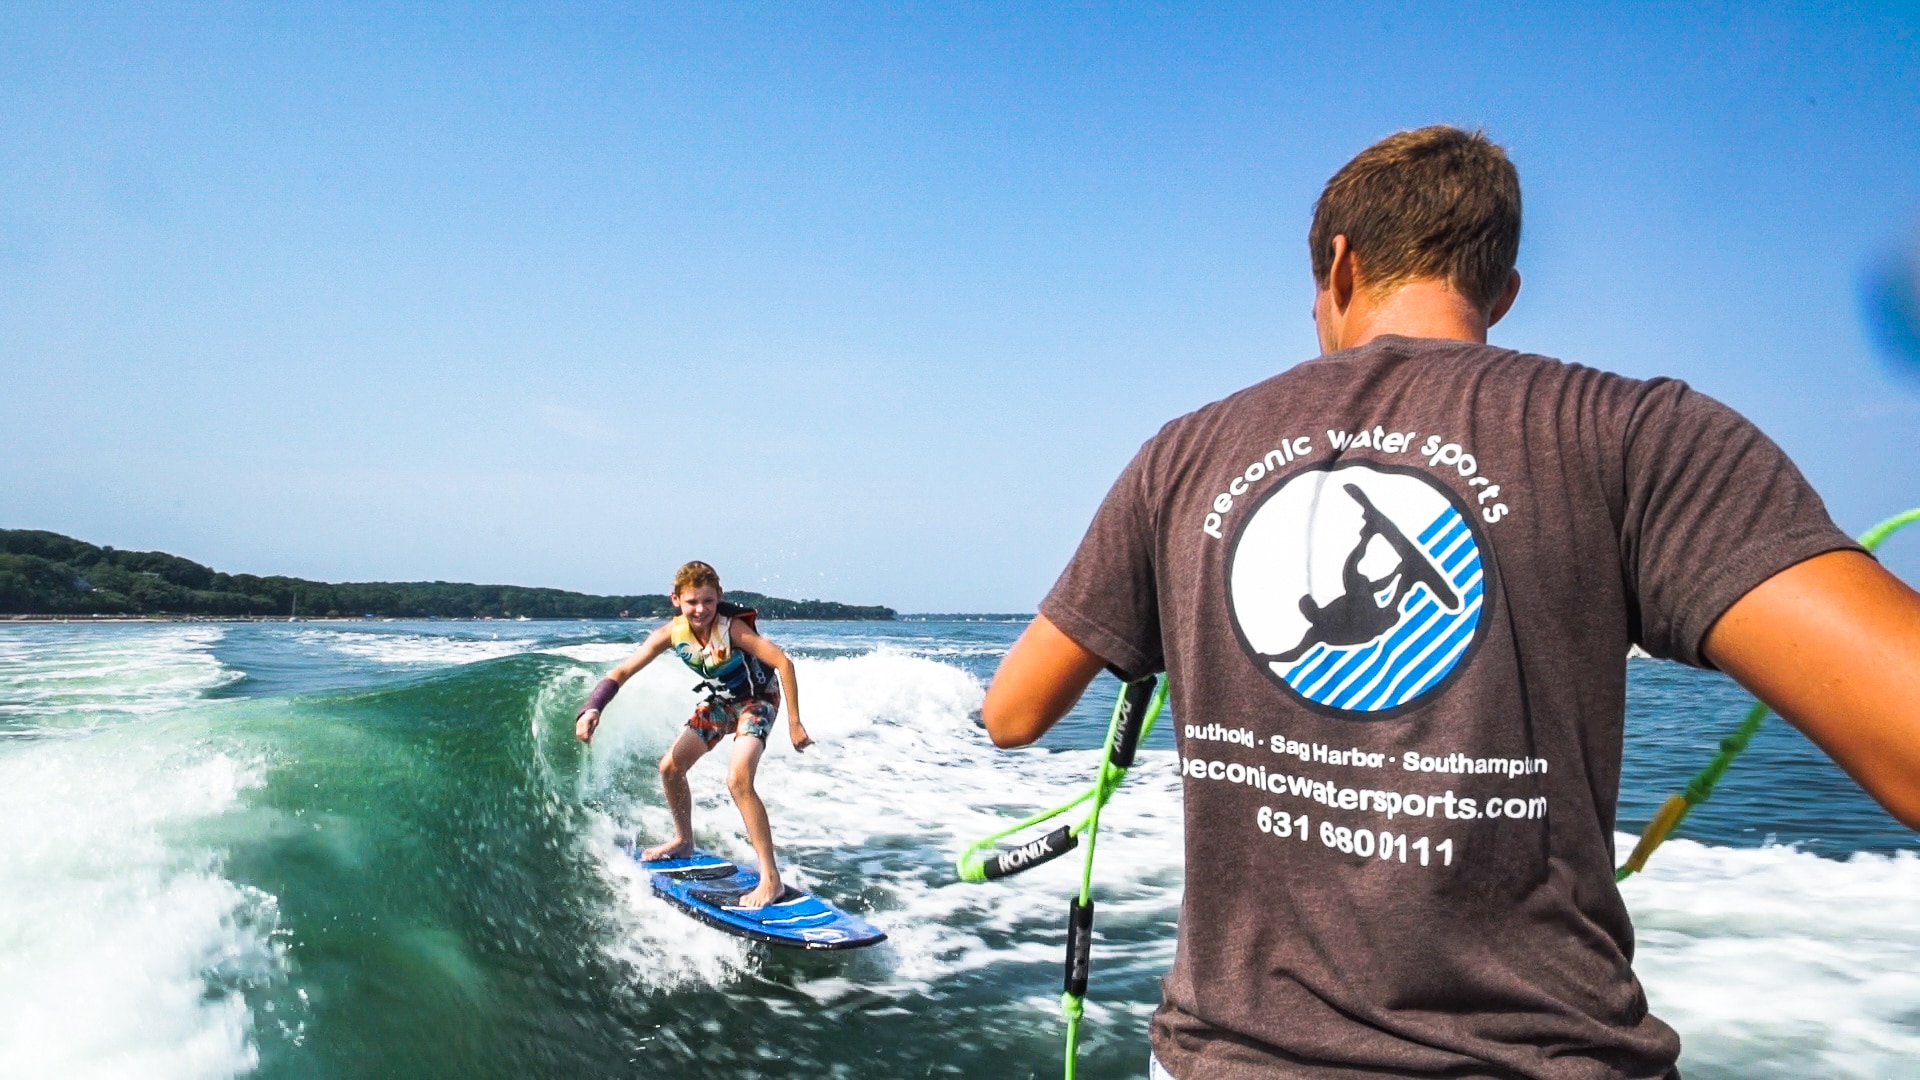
left=1040, top=336, right=1860, bottom=1080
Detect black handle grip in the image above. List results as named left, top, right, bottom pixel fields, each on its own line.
left=982, top=826, right=1078, bottom=880
left=1109, top=675, right=1158, bottom=769
left=1065, top=897, right=1095, bottom=998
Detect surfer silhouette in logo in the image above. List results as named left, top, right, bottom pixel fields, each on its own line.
left=1262, top=484, right=1461, bottom=664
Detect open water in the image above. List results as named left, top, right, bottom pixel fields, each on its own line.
left=0, top=618, right=1914, bottom=1079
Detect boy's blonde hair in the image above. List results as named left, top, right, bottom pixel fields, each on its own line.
left=673, top=561, right=721, bottom=595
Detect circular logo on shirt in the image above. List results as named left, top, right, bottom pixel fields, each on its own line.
left=1227, top=462, right=1491, bottom=719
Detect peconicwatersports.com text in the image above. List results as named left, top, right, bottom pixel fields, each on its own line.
left=1180, top=754, right=1548, bottom=822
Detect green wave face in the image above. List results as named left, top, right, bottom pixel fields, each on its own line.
left=206, top=653, right=717, bottom=1078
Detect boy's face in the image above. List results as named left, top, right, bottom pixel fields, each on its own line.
left=672, top=584, right=721, bottom=629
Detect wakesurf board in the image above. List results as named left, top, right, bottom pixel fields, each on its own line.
left=635, top=847, right=887, bottom=950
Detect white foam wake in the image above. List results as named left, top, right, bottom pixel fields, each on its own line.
left=542, top=642, right=646, bottom=665
left=0, top=626, right=240, bottom=734
left=296, top=628, right=534, bottom=666
left=1621, top=836, right=1920, bottom=1079
left=0, top=741, right=285, bottom=1079
left=769, top=627, right=1016, bottom=660
left=0, top=628, right=284, bottom=1080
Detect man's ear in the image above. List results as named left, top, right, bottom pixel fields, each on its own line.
left=1487, top=269, right=1522, bottom=327
left=1327, top=234, right=1357, bottom=312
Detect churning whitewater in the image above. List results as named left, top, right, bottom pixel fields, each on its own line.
left=0, top=619, right=1913, bottom=1079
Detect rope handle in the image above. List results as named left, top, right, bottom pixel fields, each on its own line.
left=1108, top=675, right=1159, bottom=768
left=955, top=676, right=1167, bottom=883
left=955, top=787, right=1098, bottom=882
left=978, top=826, right=1080, bottom=880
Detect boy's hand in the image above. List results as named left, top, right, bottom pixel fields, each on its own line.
left=576, top=709, right=600, bottom=743
left=789, top=718, right=814, bottom=752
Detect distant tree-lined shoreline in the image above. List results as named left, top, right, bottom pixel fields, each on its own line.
left=0, top=530, right=896, bottom=621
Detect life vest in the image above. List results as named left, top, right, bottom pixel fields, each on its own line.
left=667, top=602, right=776, bottom=703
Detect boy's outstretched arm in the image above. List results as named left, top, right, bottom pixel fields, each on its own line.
left=576, top=625, right=673, bottom=743
left=982, top=614, right=1108, bottom=748
left=732, top=623, right=813, bottom=752
left=1705, top=549, right=1920, bottom=829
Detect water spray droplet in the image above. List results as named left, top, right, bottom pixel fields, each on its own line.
left=1860, top=233, right=1920, bottom=380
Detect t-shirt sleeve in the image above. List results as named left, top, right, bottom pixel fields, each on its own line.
left=1619, top=379, right=1862, bottom=667
left=1039, top=441, right=1165, bottom=680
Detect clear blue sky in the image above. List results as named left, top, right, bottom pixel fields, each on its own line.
left=4, top=5, right=1917, bottom=611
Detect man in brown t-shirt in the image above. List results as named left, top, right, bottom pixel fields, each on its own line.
left=982, top=127, right=1920, bottom=1079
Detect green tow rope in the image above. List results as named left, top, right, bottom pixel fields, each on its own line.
left=957, top=675, right=1169, bottom=1080
left=1618, top=507, right=1920, bottom=880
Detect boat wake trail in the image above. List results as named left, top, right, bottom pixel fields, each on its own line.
left=0, top=628, right=285, bottom=1080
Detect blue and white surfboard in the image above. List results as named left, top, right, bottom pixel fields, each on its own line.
left=636, top=848, right=887, bottom=950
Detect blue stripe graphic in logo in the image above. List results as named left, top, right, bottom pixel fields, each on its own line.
left=1277, top=504, right=1483, bottom=713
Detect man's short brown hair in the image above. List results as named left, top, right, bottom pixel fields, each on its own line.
left=673, top=560, right=721, bottom=594
left=1309, top=126, right=1521, bottom=311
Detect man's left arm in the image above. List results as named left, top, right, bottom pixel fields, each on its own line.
left=1704, top=550, right=1920, bottom=829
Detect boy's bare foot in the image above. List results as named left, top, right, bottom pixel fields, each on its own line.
left=641, top=838, right=695, bottom=862
left=738, top=875, right=784, bottom=909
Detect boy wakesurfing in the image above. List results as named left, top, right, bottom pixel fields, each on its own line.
left=576, top=560, right=813, bottom=909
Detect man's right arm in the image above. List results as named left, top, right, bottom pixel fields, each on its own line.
left=1704, top=550, right=1920, bottom=829
left=982, top=614, right=1108, bottom=748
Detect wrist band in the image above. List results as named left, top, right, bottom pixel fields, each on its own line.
left=578, top=677, right=619, bottom=719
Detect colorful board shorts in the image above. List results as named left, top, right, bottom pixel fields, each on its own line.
left=687, top=690, right=780, bottom=748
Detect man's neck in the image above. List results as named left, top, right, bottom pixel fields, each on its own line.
left=1319, top=279, right=1492, bottom=354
